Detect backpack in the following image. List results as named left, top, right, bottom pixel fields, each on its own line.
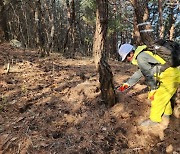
left=148, top=40, right=180, bottom=67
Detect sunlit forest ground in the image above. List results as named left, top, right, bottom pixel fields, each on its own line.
left=0, top=43, right=179, bottom=153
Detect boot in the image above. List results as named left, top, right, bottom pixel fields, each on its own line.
left=140, top=119, right=159, bottom=126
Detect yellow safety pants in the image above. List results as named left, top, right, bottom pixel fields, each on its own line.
left=150, top=67, right=180, bottom=122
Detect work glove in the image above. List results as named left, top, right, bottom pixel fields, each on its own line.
left=148, top=90, right=156, bottom=101
left=117, top=83, right=129, bottom=92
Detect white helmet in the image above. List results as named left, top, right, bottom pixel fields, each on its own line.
left=118, top=44, right=134, bottom=61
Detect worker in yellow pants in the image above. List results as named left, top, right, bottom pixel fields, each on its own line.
left=150, top=67, right=180, bottom=122
left=118, top=40, right=180, bottom=126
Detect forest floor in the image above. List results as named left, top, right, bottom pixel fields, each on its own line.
left=0, top=43, right=179, bottom=154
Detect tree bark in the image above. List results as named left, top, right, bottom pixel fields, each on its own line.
left=132, top=14, right=141, bottom=45
left=45, top=0, right=55, bottom=53
left=35, top=0, right=46, bottom=56
left=130, top=0, right=154, bottom=45
left=63, top=0, right=76, bottom=58
left=158, top=0, right=164, bottom=39
left=168, top=7, right=175, bottom=40
left=93, top=0, right=116, bottom=107
left=0, top=0, right=9, bottom=42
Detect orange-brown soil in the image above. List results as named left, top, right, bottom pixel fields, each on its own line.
left=0, top=43, right=179, bottom=154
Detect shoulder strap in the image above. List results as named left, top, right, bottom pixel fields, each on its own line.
left=131, top=45, right=147, bottom=65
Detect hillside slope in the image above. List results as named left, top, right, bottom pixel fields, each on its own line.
left=0, top=43, right=179, bottom=153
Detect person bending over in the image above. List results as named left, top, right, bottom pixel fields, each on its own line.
left=117, top=40, right=180, bottom=126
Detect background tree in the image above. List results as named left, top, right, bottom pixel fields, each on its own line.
left=0, top=0, right=179, bottom=107
left=158, top=0, right=164, bottom=39
left=63, top=0, right=76, bottom=58
left=130, top=0, right=154, bottom=45
left=166, top=1, right=178, bottom=40
left=0, top=0, right=11, bottom=42
left=0, top=0, right=179, bottom=54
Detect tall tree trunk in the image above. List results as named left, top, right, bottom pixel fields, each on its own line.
left=111, top=31, right=118, bottom=58
left=35, top=0, right=46, bottom=56
left=93, top=0, right=116, bottom=107
left=0, top=1, right=9, bottom=42
left=132, top=14, right=141, bottom=45
left=158, top=0, right=164, bottom=39
left=130, top=0, right=154, bottom=45
left=168, top=7, right=175, bottom=40
left=108, top=0, right=118, bottom=59
left=20, top=0, right=29, bottom=48
left=63, top=0, right=76, bottom=58
left=45, top=0, right=55, bottom=53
